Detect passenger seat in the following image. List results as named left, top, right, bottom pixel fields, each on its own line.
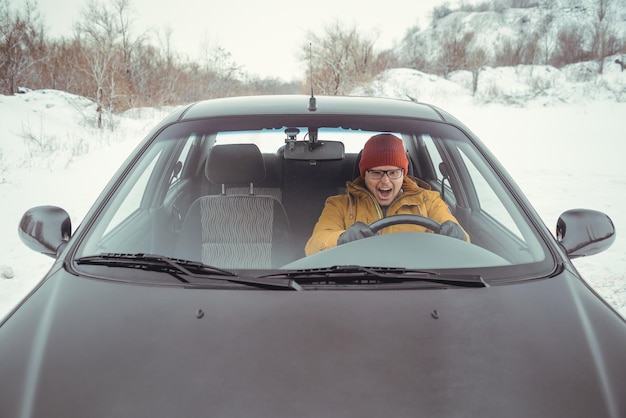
left=177, top=144, right=292, bottom=269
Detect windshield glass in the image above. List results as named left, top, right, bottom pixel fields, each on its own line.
left=73, top=115, right=553, bottom=282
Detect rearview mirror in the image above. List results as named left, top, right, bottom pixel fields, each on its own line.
left=283, top=141, right=344, bottom=161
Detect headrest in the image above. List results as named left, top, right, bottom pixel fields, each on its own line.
left=206, top=144, right=266, bottom=185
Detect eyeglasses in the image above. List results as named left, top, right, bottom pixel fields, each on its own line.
left=366, top=169, right=404, bottom=180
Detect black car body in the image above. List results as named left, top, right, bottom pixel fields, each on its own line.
left=2, top=95, right=624, bottom=417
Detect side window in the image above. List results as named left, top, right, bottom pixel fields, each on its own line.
left=78, top=132, right=206, bottom=257
left=424, top=132, right=538, bottom=256
left=104, top=150, right=162, bottom=235
left=458, top=148, right=524, bottom=239
left=168, top=134, right=197, bottom=189
left=421, top=134, right=444, bottom=181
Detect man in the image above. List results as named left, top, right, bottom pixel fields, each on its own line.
left=305, top=133, right=468, bottom=255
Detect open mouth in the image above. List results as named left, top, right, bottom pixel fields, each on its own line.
left=378, top=188, right=393, bottom=201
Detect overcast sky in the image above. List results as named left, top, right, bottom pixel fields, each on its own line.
left=35, top=0, right=454, bottom=81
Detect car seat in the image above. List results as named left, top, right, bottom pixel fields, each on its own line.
left=177, top=144, right=292, bottom=269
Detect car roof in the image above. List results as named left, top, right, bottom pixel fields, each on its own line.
left=178, top=95, right=447, bottom=121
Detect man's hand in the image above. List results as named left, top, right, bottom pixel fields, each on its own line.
left=440, top=220, right=466, bottom=241
left=337, top=222, right=375, bottom=245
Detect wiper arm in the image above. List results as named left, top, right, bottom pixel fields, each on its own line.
left=264, top=265, right=487, bottom=288
left=76, top=253, right=235, bottom=281
left=76, top=253, right=300, bottom=290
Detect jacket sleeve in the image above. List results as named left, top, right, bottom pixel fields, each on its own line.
left=424, top=190, right=470, bottom=242
left=305, top=195, right=350, bottom=255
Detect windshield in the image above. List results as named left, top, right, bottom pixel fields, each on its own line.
left=73, top=115, right=553, bottom=282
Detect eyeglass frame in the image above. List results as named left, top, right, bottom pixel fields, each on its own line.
left=365, top=168, right=404, bottom=180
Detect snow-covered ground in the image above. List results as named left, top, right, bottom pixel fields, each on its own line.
left=1, top=64, right=625, bottom=319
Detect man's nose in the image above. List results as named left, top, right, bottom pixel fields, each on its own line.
left=379, top=173, right=393, bottom=182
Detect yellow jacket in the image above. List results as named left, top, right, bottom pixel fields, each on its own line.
left=305, top=176, right=469, bottom=255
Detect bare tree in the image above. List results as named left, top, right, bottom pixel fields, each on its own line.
left=433, top=16, right=474, bottom=78
left=74, top=0, right=124, bottom=128
left=552, top=25, right=589, bottom=67
left=467, top=47, right=489, bottom=96
left=113, top=0, right=146, bottom=108
left=157, top=24, right=175, bottom=68
left=494, top=30, right=540, bottom=67
left=537, top=14, right=556, bottom=65
left=151, top=24, right=182, bottom=105
left=590, top=0, right=620, bottom=73
left=0, top=0, right=45, bottom=94
left=398, top=24, right=431, bottom=71
left=303, top=21, right=386, bottom=95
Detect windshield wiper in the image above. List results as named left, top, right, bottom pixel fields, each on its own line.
left=75, top=253, right=300, bottom=290
left=263, top=265, right=487, bottom=288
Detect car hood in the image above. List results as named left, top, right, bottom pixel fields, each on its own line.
left=1, top=268, right=625, bottom=418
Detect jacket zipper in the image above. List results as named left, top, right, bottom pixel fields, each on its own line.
left=348, top=182, right=384, bottom=219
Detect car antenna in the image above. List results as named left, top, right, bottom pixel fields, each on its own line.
left=308, top=43, right=317, bottom=112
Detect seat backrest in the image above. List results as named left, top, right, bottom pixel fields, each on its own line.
left=177, top=144, right=292, bottom=269
left=224, top=186, right=282, bottom=202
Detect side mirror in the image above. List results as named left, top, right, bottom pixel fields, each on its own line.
left=18, top=205, right=72, bottom=258
left=556, top=209, right=615, bottom=258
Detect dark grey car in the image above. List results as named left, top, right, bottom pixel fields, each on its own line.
left=2, top=95, right=623, bottom=417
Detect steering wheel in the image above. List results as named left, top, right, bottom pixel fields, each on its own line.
left=368, top=214, right=441, bottom=234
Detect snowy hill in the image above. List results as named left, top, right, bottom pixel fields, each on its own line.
left=397, top=0, right=626, bottom=87
left=1, top=65, right=625, bottom=318
left=359, top=57, right=626, bottom=106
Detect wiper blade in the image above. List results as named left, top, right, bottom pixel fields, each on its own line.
left=76, top=253, right=300, bottom=290
left=76, top=253, right=235, bottom=279
left=264, top=265, right=487, bottom=288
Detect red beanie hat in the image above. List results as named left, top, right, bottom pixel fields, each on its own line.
left=358, top=134, right=408, bottom=178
